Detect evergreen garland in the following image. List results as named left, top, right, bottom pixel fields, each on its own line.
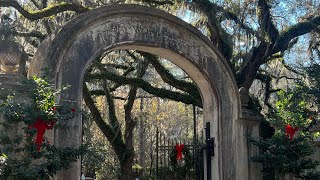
left=169, top=145, right=193, bottom=177
left=249, top=133, right=320, bottom=179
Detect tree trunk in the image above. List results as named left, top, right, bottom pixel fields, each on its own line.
left=120, top=59, right=148, bottom=179
left=119, top=154, right=135, bottom=180
left=139, top=98, right=146, bottom=168
left=121, top=91, right=136, bottom=180
left=238, top=43, right=269, bottom=89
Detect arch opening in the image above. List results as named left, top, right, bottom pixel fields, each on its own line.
left=82, top=49, right=207, bottom=179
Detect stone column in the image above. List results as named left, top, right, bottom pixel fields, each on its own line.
left=0, top=37, right=25, bottom=150
left=237, top=87, right=263, bottom=180
left=0, top=74, right=29, bottom=147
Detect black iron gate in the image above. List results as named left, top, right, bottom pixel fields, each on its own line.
left=156, top=122, right=215, bottom=180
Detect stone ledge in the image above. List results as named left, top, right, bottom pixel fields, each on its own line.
left=0, top=74, right=28, bottom=92
left=238, top=106, right=263, bottom=126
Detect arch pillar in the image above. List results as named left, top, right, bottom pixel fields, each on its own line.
left=237, top=87, right=263, bottom=180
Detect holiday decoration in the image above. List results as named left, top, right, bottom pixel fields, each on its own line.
left=28, top=118, right=56, bottom=151
left=285, top=124, right=298, bottom=141
left=169, top=144, right=193, bottom=178
left=175, top=144, right=185, bottom=161
left=25, top=106, right=77, bottom=151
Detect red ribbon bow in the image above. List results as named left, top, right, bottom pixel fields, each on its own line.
left=29, top=118, right=55, bottom=151
left=285, top=124, right=298, bottom=141
left=175, top=144, right=185, bottom=161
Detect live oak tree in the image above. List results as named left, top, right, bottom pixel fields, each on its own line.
left=1, top=0, right=319, bottom=178
left=1, top=0, right=319, bottom=106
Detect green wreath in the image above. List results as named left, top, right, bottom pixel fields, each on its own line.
left=169, top=144, right=194, bottom=177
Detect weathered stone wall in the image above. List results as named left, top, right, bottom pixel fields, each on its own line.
left=29, top=5, right=242, bottom=180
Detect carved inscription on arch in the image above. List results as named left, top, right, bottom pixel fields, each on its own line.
left=77, top=16, right=214, bottom=71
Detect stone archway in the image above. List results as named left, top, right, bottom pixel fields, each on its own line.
left=29, top=4, right=243, bottom=180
